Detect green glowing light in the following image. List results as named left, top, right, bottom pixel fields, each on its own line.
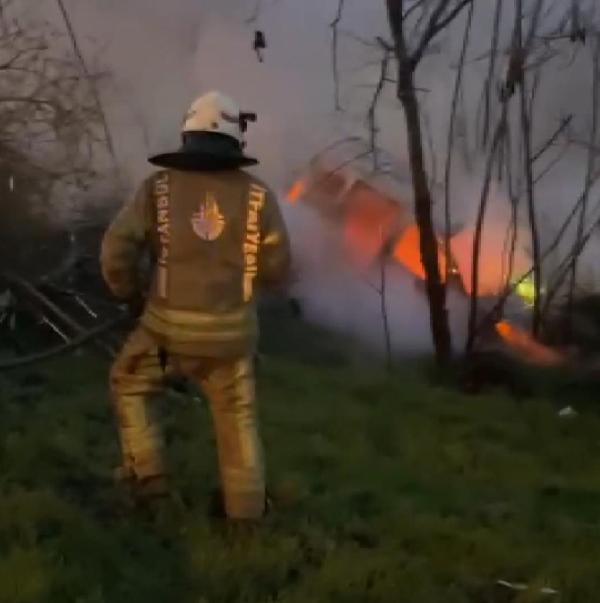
left=514, top=278, right=536, bottom=307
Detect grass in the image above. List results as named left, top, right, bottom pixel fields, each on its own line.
left=1, top=333, right=600, bottom=602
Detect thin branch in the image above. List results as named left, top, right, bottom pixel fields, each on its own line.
left=524, top=0, right=546, bottom=51
left=54, top=0, right=119, bottom=174
left=444, top=0, right=474, bottom=285
left=363, top=232, right=393, bottom=372
left=0, top=313, right=127, bottom=371
left=303, top=149, right=374, bottom=200
left=367, top=47, right=391, bottom=169
left=411, top=0, right=474, bottom=68
left=532, top=115, right=573, bottom=162
left=421, top=107, right=438, bottom=188
left=501, top=128, right=519, bottom=295
left=339, top=30, right=381, bottom=48
left=379, top=251, right=392, bottom=372
left=565, top=34, right=600, bottom=335
left=528, top=63, right=543, bottom=118
left=403, top=0, right=427, bottom=22
left=543, top=203, right=600, bottom=318
left=466, top=108, right=507, bottom=354
left=567, top=138, right=600, bottom=156
left=534, top=141, right=571, bottom=184
left=480, top=0, right=503, bottom=147
left=330, top=0, right=345, bottom=111
left=520, top=77, right=542, bottom=335
left=473, top=176, right=600, bottom=342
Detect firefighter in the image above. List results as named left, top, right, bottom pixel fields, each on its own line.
left=100, top=91, right=291, bottom=520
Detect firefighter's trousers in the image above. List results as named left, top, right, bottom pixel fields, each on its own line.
left=109, top=326, right=265, bottom=519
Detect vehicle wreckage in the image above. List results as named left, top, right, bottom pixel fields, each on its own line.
left=285, top=137, right=564, bottom=367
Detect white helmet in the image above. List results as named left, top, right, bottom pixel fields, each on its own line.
left=148, top=90, right=258, bottom=170
left=182, top=91, right=244, bottom=144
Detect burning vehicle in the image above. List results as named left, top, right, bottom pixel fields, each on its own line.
left=285, top=137, right=564, bottom=366
left=287, top=138, right=523, bottom=296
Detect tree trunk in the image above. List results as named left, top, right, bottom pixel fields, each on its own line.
left=397, top=65, right=452, bottom=365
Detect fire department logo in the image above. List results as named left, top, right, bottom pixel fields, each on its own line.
left=191, top=193, right=225, bottom=241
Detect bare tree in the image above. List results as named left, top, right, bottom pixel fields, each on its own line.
left=0, top=14, right=110, bottom=181
left=0, top=1, right=115, bottom=276
left=384, top=0, right=474, bottom=366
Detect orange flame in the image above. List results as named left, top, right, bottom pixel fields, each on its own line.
left=341, top=185, right=401, bottom=267
left=392, top=225, right=447, bottom=281
left=286, top=179, right=306, bottom=203
left=495, top=321, right=565, bottom=367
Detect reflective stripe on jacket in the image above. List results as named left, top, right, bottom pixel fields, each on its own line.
left=100, top=168, right=291, bottom=356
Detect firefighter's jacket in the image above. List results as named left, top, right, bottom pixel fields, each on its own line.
left=100, top=168, right=291, bottom=357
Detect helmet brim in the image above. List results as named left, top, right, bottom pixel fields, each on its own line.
left=148, top=151, right=258, bottom=171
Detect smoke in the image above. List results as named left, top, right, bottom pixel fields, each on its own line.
left=27, top=0, right=600, bottom=356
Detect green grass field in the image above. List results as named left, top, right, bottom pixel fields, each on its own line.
left=1, top=339, right=600, bottom=602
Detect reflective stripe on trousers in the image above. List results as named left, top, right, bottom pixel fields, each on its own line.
left=109, top=326, right=265, bottom=519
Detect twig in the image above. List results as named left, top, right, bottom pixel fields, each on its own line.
left=54, top=0, right=120, bottom=178
left=40, top=315, right=70, bottom=342
left=465, top=108, right=507, bottom=353
left=0, top=315, right=127, bottom=371
left=473, top=181, right=600, bottom=342
left=379, top=253, right=392, bottom=372
left=565, top=34, right=600, bottom=336
left=532, top=115, right=573, bottom=162
left=302, top=148, right=374, bottom=200
left=363, top=230, right=393, bottom=372
left=481, top=0, right=503, bottom=147
left=421, top=106, right=439, bottom=189
left=331, top=0, right=345, bottom=111
left=543, top=205, right=600, bottom=318
left=5, top=272, right=115, bottom=356
left=524, top=0, right=546, bottom=51
left=501, top=128, right=519, bottom=295
left=411, top=0, right=474, bottom=68
left=403, top=0, right=427, bottom=22
left=444, top=0, right=474, bottom=284
left=534, top=142, right=571, bottom=184
left=339, top=30, right=381, bottom=48
left=520, top=78, right=542, bottom=335
left=367, top=47, right=391, bottom=169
